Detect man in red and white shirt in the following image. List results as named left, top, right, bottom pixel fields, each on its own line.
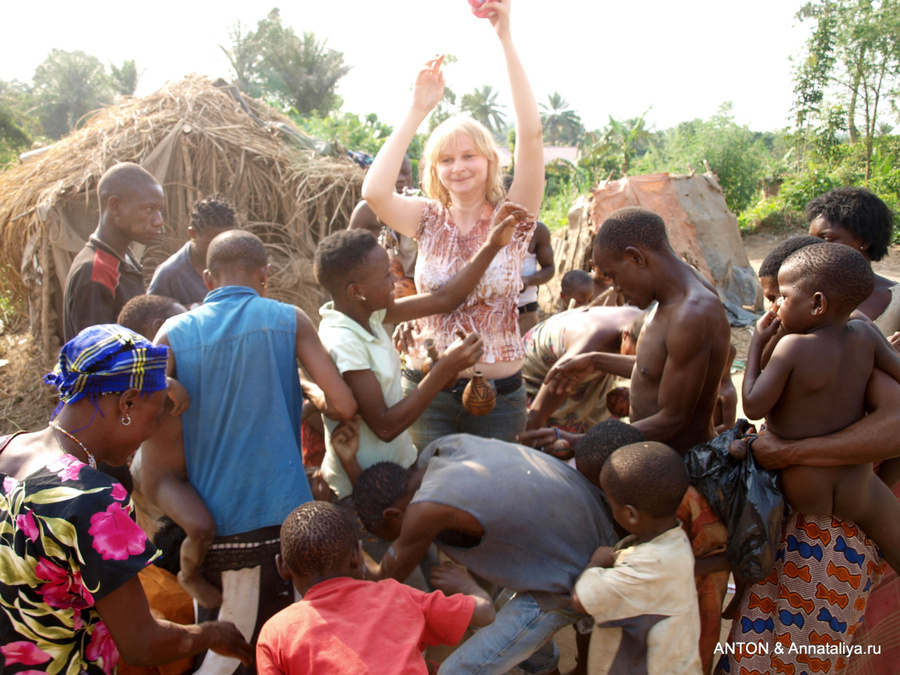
left=63, top=162, right=164, bottom=341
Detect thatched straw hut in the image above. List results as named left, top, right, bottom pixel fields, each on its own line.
left=0, top=75, right=364, bottom=354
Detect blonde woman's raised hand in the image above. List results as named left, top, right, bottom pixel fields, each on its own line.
left=411, top=55, right=445, bottom=114
left=471, top=0, right=511, bottom=37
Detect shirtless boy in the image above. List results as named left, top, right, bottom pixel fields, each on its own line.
left=540, top=207, right=731, bottom=454
left=742, top=241, right=900, bottom=573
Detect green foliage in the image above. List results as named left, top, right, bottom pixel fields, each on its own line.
left=540, top=180, right=582, bottom=232
left=738, top=135, right=900, bottom=236
left=109, top=60, right=140, bottom=96
left=540, top=92, right=583, bottom=146
left=0, top=80, right=39, bottom=167
left=793, top=0, right=900, bottom=179
left=634, top=104, right=770, bottom=213
left=291, top=111, right=396, bottom=156
left=291, top=111, right=426, bottom=186
left=221, top=9, right=350, bottom=116
left=575, top=111, right=653, bottom=187
left=460, top=85, right=507, bottom=136
left=32, top=49, right=113, bottom=139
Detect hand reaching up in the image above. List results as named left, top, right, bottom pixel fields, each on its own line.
left=489, top=201, right=532, bottom=249
left=411, top=55, right=445, bottom=114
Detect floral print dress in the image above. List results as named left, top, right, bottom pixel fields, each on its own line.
left=1, top=447, right=157, bottom=675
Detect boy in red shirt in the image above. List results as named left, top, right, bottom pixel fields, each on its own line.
left=256, top=491, right=495, bottom=674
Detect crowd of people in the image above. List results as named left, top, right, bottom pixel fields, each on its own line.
left=2, top=1, right=900, bottom=674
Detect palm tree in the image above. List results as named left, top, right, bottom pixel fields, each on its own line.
left=540, top=92, right=583, bottom=146
left=604, top=111, right=651, bottom=176
left=460, top=85, right=507, bottom=135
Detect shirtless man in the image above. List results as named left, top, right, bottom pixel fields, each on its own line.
left=530, top=207, right=730, bottom=454
left=523, top=305, right=644, bottom=432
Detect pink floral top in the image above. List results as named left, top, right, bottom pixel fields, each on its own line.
left=0, top=449, right=157, bottom=674
left=414, top=200, right=535, bottom=363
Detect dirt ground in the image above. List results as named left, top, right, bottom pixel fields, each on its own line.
left=4, top=229, right=900, bottom=672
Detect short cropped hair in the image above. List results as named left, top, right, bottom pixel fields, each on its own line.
left=601, top=441, right=688, bottom=519
left=421, top=116, right=504, bottom=208
left=780, top=242, right=874, bottom=314
left=574, top=420, right=646, bottom=485
left=117, top=294, right=184, bottom=340
left=206, top=230, right=267, bottom=276
left=191, top=194, right=237, bottom=233
left=806, top=187, right=894, bottom=262
left=561, top=270, right=593, bottom=296
left=280, top=501, right=358, bottom=577
left=595, top=207, right=670, bottom=258
left=97, top=162, right=160, bottom=210
left=314, top=229, right=379, bottom=296
left=757, top=235, right=822, bottom=278
left=353, top=462, right=411, bottom=534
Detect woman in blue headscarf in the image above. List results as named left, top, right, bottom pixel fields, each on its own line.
left=0, top=324, right=252, bottom=674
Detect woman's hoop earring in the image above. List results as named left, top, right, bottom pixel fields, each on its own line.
left=121, top=413, right=132, bottom=427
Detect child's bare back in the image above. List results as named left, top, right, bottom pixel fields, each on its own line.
left=761, top=320, right=876, bottom=440
left=742, top=242, right=900, bottom=574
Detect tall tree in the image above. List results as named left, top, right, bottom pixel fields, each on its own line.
left=460, top=85, right=507, bottom=135
left=794, top=0, right=900, bottom=180
left=109, top=60, right=140, bottom=96
left=32, top=49, right=112, bottom=139
left=221, top=9, right=351, bottom=116
left=220, top=21, right=260, bottom=93
left=0, top=80, right=38, bottom=166
left=539, top=92, right=583, bottom=146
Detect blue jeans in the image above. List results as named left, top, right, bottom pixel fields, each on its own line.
left=401, top=374, right=527, bottom=451
left=438, top=591, right=583, bottom=675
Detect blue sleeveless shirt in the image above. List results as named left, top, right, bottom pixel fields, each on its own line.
left=164, top=286, right=311, bottom=536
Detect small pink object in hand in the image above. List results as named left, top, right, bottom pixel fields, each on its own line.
left=468, top=0, right=494, bottom=19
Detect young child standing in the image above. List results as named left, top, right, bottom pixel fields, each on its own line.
left=742, top=241, right=900, bottom=573
left=573, top=440, right=702, bottom=675
left=256, top=499, right=495, bottom=674
left=313, top=202, right=528, bottom=502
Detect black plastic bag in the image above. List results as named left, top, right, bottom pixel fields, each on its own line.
left=684, top=419, right=784, bottom=585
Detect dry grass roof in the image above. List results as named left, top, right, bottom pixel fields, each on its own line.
left=0, top=74, right=364, bottom=342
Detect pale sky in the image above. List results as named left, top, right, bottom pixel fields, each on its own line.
left=2, top=0, right=812, bottom=135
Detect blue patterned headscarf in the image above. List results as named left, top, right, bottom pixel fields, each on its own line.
left=44, top=324, right=169, bottom=408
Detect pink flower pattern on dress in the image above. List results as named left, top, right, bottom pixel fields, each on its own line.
left=0, top=445, right=155, bottom=675
left=34, top=557, right=93, bottom=609
left=85, top=622, right=119, bottom=674
left=1, top=641, right=52, bottom=666
left=15, top=512, right=38, bottom=541
left=89, top=502, right=147, bottom=560
left=110, top=482, right=128, bottom=502
left=47, top=455, right=83, bottom=482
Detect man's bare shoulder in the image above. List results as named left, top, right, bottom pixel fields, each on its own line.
left=668, top=283, right=728, bottom=331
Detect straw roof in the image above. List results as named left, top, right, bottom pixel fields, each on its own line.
left=0, top=74, right=364, bottom=351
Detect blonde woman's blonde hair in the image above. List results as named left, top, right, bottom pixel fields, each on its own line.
left=421, top=116, right=505, bottom=208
